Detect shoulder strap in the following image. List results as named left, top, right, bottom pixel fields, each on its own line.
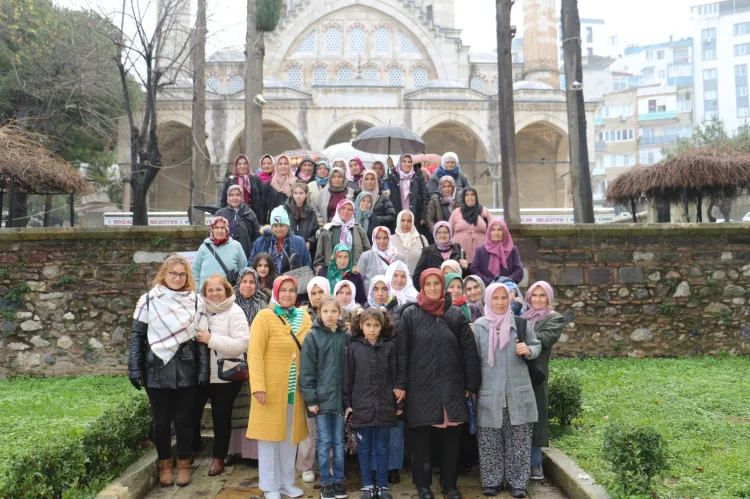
left=205, top=242, right=230, bottom=275
left=276, top=314, right=302, bottom=350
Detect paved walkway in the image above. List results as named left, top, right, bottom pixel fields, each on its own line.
left=145, top=455, right=567, bottom=499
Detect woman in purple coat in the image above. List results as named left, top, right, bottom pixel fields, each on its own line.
left=470, top=219, right=524, bottom=285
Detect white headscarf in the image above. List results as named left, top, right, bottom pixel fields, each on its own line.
left=394, top=210, right=421, bottom=251
left=385, top=261, right=419, bottom=306
left=440, top=259, right=461, bottom=275
left=372, top=226, right=399, bottom=274
left=334, top=280, right=358, bottom=311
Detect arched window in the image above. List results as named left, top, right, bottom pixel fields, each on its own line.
left=413, top=67, right=428, bottom=88
left=399, top=32, right=419, bottom=54
left=312, top=66, right=328, bottom=86
left=287, top=66, right=302, bottom=89
left=325, top=27, right=341, bottom=54
left=375, top=27, right=390, bottom=55
left=296, top=31, right=317, bottom=54
left=493, top=79, right=499, bottom=94
left=363, top=66, right=378, bottom=80
left=338, top=66, right=353, bottom=81
left=206, top=76, right=220, bottom=93
left=350, top=27, right=365, bottom=55
left=228, top=75, right=244, bottom=94
left=470, top=76, right=486, bottom=93
left=388, top=66, right=402, bottom=87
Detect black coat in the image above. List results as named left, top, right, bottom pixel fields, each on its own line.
left=412, top=243, right=466, bottom=291
left=387, top=168, right=429, bottom=225
left=128, top=320, right=210, bottom=389
left=362, top=213, right=385, bottom=241
left=394, top=301, right=481, bottom=428
left=372, top=194, right=397, bottom=232
left=215, top=204, right=260, bottom=258
left=343, top=336, right=400, bottom=428
left=221, top=175, right=269, bottom=224
left=284, top=201, right=318, bottom=246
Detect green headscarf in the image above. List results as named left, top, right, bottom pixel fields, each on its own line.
left=354, top=191, right=374, bottom=233
left=445, top=272, right=471, bottom=321
left=326, top=243, right=353, bottom=292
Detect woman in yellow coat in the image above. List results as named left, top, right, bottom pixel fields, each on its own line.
left=248, top=275, right=312, bottom=499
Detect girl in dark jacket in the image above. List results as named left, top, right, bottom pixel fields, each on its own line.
left=412, top=222, right=468, bottom=291
left=221, top=154, right=269, bottom=224
left=362, top=170, right=397, bottom=231
left=284, top=182, right=319, bottom=256
left=215, top=185, right=261, bottom=257
left=344, top=308, right=401, bottom=499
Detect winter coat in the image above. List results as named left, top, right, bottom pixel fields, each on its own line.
left=412, top=243, right=466, bottom=291
left=299, top=319, right=351, bottom=415
left=531, top=312, right=565, bottom=447
left=372, top=194, right=397, bottom=232
left=357, top=249, right=405, bottom=291
left=206, top=302, right=250, bottom=384
left=472, top=315, right=540, bottom=429
left=221, top=175, right=269, bottom=224
left=343, top=336, right=400, bottom=428
left=387, top=169, right=429, bottom=225
left=470, top=245, right=524, bottom=285
left=315, top=185, right=358, bottom=225
left=248, top=229, right=312, bottom=272
left=394, top=301, right=481, bottom=428
left=361, top=213, right=386, bottom=242
left=317, top=266, right=367, bottom=306
left=215, top=204, right=261, bottom=258
left=426, top=197, right=459, bottom=234
left=284, top=201, right=318, bottom=246
left=391, top=234, right=428, bottom=278
left=448, top=207, right=492, bottom=265
left=192, top=238, right=247, bottom=289
left=427, top=171, right=471, bottom=198
left=247, top=308, right=312, bottom=445
left=313, top=224, right=371, bottom=273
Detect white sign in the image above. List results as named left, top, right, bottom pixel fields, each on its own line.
left=103, top=212, right=213, bottom=226
left=177, top=251, right=198, bottom=265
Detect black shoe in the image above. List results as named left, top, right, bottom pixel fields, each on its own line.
left=417, top=487, right=434, bottom=499
left=387, top=469, right=400, bottom=484
left=360, top=488, right=374, bottom=499
left=333, top=482, right=348, bottom=499
left=508, top=488, right=526, bottom=498
left=321, top=484, right=335, bottom=499
left=377, top=487, right=392, bottom=499
left=441, top=488, right=461, bottom=499
left=482, top=488, right=500, bottom=497
left=224, top=454, right=237, bottom=466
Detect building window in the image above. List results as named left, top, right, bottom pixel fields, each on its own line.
left=674, top=48, right=690, bottom=62
left=657, top=50, right=665, bottom=60
left=608, top=35, right=619, bottom=46
left=375, top=27, right=390, bottom=55
left=350, top=27, right=365, bottom=55
left=694, top=3, right=719, bottom=15
left=296, top=31, right=317, bottom=54
left=312, top=66, right=328, bottom=86
left=735, top=43, right=750, bottom=56
left=657, top=70, right=666, bottom=79
left=228, top=75, right=244, bottom=94
left=739, top=107, right=750, bottom=118
left=737, top=64, right=748, bottom=76
left=494, top=79, right=499, bottom=94
left=702, top=28, right=716, bottom=41
left=287, top=66, right=302, bottom=89
left=470, top=76, right=486, bottom=93
left=640, top=149, right=663, bottom=166
left=399, top=32, right=420, bottom=53
left=363, top=66, right=378, bottom=80
left=613, top=76, right=627, bottom=91
left=337, top=66, right=353, bottom=81
left=703, top=49, right=716, bottom=60
left=704, top=90, right=719, bottom=100
left=738, top=86, right=749, bottom=97
left=603, top=129, right=634, bottom=142
left=586, top=27, right=593, bottom=43
left=703, top=68, right=718, bottom=80
left=325, top=27, right=341, bottom=54
left=388, top=66, right=402, bottom=87
left=587, top=47, right=594, bottom=56
left=645, top=49, right=654, bottom=61
left=413, top=67, right=428, bottom=88
left=735, top=22, right=750, bottom=36
left=206, top=76, right=220, bottom=93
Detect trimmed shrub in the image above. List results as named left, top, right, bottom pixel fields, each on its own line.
left=548, top=371, right=583, bottom=427
left=603, top=423, right=669, bottom=497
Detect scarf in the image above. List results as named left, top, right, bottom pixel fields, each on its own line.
left=385, top=260, right=419, bottom=305
left=347, top=157, right=365, bottom=185
left=296, top=157, right=315, bottom=183
left=363, top=170, right=380, bottom=200
left=331, top=199, right=356, bottom=247
left=257, top=154, right=275, bottom=184
left=354, top=192, right=374, bottom=233
left=234, top=267, right=263, bottom=322
left=397, top=154, right=415, bottom=209
left=484, top=284, right=512, bottom=367
left=435, top=152, right=461, bottom=180
left=271, top=276, right=302, bottom=333
left=439, top=175, right=456, bottom=204
left=264, top=230, right=291, bottom=274
left=524, top=281, right=555, bottom=328
left=316, top=161, right=331, bottom=187
left=394, top=210, right=421, bottom=251
left=270, top=155, right=296, bottom=197
left=306, top=276, right=331, bottom=299
left=232, top=154, right=252, bottom=204
left=485, top=219, right=515, bottom=274
left=331, top=157, right=348, bottom=171
left=440, top=259, right=461, bottom=276
left=204, top=294, right=236, bottom=315
left=417, top=268, right=446, bottom=317
left=132, top=285, right=207, bottom=363
left=328, top=166, right=348, bottom=193
left=209, top=216, right=230, bottom=246
left=367, top=275, right=392, bottom=308
left=433, top=221, right=453, bottom=252
left=464, top=275, right=487, bottom=307
left=334, top=279, right=358, bottom=311
left=460, top=187, right=483, bottom=226
left=326, top=244, right=353, bottom=292
left=372, top=226, right=398, bottom=273
left=445, top=272, right=470, bottom=321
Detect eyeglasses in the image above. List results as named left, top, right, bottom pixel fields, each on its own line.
left=168, top=272, right=188, bottom=279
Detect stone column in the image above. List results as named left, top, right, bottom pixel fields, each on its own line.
left=523, top=0, right=560, bottom=88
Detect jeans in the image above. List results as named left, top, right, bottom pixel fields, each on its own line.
left=190, top=381, right=243, bottom=458
left=371, top=420, right=404, bottom=471
left=145, top=386, right=196, bottom=460
left=316, top=413, right=345, bottom=485
left=358, top=426, right=391, bottom=488
left=530, top=445, right=543, bottom=468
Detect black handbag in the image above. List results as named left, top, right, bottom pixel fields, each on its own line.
left=217, top=353, right=248, bottom=382
left=205, top=242, right=239, bottom=286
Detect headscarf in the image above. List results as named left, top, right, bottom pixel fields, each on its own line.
left=226, top=184, right=244, bottom=209
left=326, top=244, right=354, bottom=292
left=296, top=157, right=315, bottom=183
left=445, top=272, right=471, bottom=321
left=385, top=261, right=418, bottom=305
left=464, top=275, right=487, bottom=307
left=484, top=283, right=512, bottom=367
left=334, top=280, right=357, bottom=311
left=306, top=276, right=331, bottom=300
left=271, top=276, right=302, bottom=333
left=485, top=219, right=515, bottom=274
left=330, top=199, right=356, bottom=247
left=417, top=268, right=446, bottom=317
left=234, top=267, right=263, bottom=322
left=328, top=167, right=348, bottom=193
left=371, top=226, right=399, bottom=273
left=257, top=154, right=275, bottom=184
left=397, top=154, right=415, bottom=209
left=209, top=216, right=230, bottom=246
left=347, top=157, right=365, bottom=185
left=232, top=154, right=253, bottom=204
left=270, top=155, right=296, bottom=197
left=433, top=221, right=453, bottom=252
left=439, top=175, right=456, bottom=204
left=460, top=187, right=483, bottom=226
left=394, top=210, right=421, bottom=251
left=316, top=161, right=331, bottom=187
left=435, top=152, right=461, bottom=180
left=440, top=259, right=461, bottom=276
left=354, top=192, right=374, bottom=233
left=362, top=169, right=380, bottom=200
left=367, top=275, right=392, bottom=308
left=524, top=281, right=555, bottom=328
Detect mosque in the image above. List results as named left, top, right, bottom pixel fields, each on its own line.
left=120, top=0, right=596, bottom=213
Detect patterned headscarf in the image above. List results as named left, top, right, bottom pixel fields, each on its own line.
left=232, top=154, right=252, bottom=204
left=334, top=280, right=357, bottom=311
left=330, top=199, right=356, bottom=247
left=433, top=221, right=453, bottom=252
left=347, top=157, right=365, bottom=185
left=397, top=154, right=415, bottom=209
left=439, top=175, right=456, bottom=204
left=209, top=216, right=230, bottom=246
left=326, top=244, right=353, bottom=292
left=234, top=267, right=263, bottom=323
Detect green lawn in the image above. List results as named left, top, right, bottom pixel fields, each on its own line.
left=549, top=357, right=750, bottom=499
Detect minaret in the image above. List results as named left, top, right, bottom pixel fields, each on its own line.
left=522, top=0, right=560, bottom=88
left=428, top=0, right=455, bottom=29
left=156, top=0, right=193, bottom=81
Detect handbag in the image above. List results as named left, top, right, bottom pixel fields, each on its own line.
left=204, top=242, right=239, bottom=286
left=516, top=321, right=546, bottom=388
left=282, top=250, right=314, bottom=295
left=217, top=353, right=248, bottom=382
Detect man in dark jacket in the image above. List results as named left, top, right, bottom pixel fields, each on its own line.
left=387, top=155, right=429, bottom=233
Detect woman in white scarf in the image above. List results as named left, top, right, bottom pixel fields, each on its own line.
left=385, top=260, right=419, bottom=306
left=391, top=210, right=428, bottom=277
left=357, top=226, right=405, bottom=291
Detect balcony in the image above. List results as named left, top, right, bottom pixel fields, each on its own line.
left=638, top=111, right=679, bottom=122
left=591, top=168, right=606, bottom=177
left=595, top=140, right=606, bottom=150
left=637, top=135, right=680, bottom=146
left=677, top=100, right=692, bottom=113
left=594, top=118, right=604, bottom=126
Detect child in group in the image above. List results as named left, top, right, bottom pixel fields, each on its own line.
left=299, top=296, right=351, bottom=499
left=343, top=308, right=402, bottom=499
left=334, top=280, right=361, bottom=330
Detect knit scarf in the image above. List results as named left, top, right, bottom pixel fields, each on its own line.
left=326, top=244, right=353, bottom=292
left=484, top=284, right=512, bottom=367
left=273, top=304, right=303, bottom=334
left=204, top=294, right=236, bottom=315
left=234, top=268, right=262, bottom=322
left=435, top=163, right=461, bottom=180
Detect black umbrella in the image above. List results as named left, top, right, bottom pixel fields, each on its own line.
left=190, top=204, right=221, bottom=215
left=352, top=124, right=425, bottom=156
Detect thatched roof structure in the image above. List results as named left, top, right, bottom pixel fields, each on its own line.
left=605, top=147, right=750, bottom=205
left=0, top=124, right=92, bottom=195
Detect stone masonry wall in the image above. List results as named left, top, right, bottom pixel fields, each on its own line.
left=1, top=225, right=749, bottom=377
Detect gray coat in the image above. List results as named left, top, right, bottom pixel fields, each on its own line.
left=472, top=315, right=541, bottom=429
left=313, top=223, right=371, bottom=273
left=531, top=312, right=565, bottom=447
left=357, top=249, right=405, bottom=290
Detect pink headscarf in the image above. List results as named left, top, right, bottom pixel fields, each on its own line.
left=270, top=155, right=296, bottom=197
left=330, top=199, right=356, bottom=247
left=484, top=283, right=512, bottom=367
left=524, top=281, right=555, bottom=328
left=347, top=157, right=365, bottom=185
left=484, top=219, right=515, bottom=275
left=232, top=154, right=252, bottom=204
left=257, top=154, right=275, bottom=184
left=397, top=154, right=415, bottom=209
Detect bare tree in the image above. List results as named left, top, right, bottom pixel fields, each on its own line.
left=189, top=0, right=209, bottom=224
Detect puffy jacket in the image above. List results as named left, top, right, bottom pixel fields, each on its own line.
left=206, top=302, right=250, bottom=384
left=343, top=336, right=400, bottom=428
left=299, top=319, right=351, bottom=415
left=412, top=243, right=466, bottom=291
left=215, top=204, right=260, bottom=258
left=248, top=229, right=313, bottom=272
left=221, top=175, right=269, bottom=224
left=192, top=238, right=247, bottom=289
left=387, top=169, right=429, bottom=225
left=372, top=194, right=397, bottom=232
left=394, top=300, right=481, bottom=428
left=284, top=201, right=318, bottom=246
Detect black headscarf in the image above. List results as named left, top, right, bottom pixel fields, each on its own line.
left=460, top=187, right=483, bottom=226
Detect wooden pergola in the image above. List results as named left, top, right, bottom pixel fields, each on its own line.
left=0, top=124, right=92, bottom=227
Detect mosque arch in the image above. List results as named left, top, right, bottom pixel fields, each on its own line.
left=323, top=120, right=377, bottom=149
left=515, top=119, right=570, bottom=209
left=227, top=121, right=304, bottom=168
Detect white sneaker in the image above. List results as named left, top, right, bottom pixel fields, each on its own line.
left=265, top=491, right=282, bottom=499
left=302, top=470, right=316, bottom=483
left=280, top=485, right=305, bottom=497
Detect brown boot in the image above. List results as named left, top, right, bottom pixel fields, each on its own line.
left=158, top=459, right=174, bottom=487
left=208, top=458, right=225, bottom=476
left=176, top=459, right=192, bottom=487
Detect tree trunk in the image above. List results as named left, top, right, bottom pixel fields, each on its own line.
left=244, top=0, right=264, bottom=185
left=132, top=179, right=149, bottom=226
left=43, top=194, right=52, bottom=227
left=190, top=0, right=209, bottom=225
left=561, top=0, right=595, bottom=223
left=495, top=0, right=520, bottom=224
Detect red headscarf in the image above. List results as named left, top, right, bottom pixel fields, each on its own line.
left=417, top=268, right=446, bottom=317
left=272, top=275, right=298, bottom=303
left=484, top=219, right=514, bottom=274
left=209, top=216, right=230, bottom=246
left=232, top=154, right=252, bottom=204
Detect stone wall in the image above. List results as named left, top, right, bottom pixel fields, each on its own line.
left=1, top=225, right=749, bottom=377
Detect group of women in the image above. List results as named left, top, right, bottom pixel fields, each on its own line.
left=128, top=152, right=564, bottom=499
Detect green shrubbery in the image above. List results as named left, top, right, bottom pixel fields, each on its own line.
left=603, top=423, right=669, bottom=498
left=548, top=371, right=583, bottom=427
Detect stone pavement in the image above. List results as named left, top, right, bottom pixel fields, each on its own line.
left=145, top=455, right=567, bottom=499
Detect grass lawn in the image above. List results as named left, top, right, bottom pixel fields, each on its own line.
left=549, top=357, right=750, bottom=499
